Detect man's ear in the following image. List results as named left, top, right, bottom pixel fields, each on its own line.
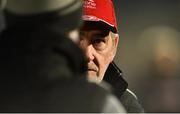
left=111, top=34, right=119, bottom=61
left=114, top=34, right=119, bottom=48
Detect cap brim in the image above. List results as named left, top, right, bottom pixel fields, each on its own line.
left=82, top=15, right=117, bottom=33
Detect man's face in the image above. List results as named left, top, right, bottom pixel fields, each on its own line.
left=79, top=23, right=119, bottom=83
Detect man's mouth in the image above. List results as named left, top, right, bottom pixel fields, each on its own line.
left=87, top=68, right=97, bottom=72
left=87, top=62, right=98, bottom=73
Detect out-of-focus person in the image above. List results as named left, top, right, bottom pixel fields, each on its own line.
left=0, top=0, right=126, bottom=112
left=135, top=26, right=180, bottom=112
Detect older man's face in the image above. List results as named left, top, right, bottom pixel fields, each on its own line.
left=79, top=23, right=119, bottom=83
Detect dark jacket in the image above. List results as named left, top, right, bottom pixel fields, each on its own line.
left=104, top=62, right=144, bottom=113
left=0, top=23, right=126, bottom=112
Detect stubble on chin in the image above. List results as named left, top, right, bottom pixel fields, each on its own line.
left=86, top=72, right=104, bottom=84
left=87, top=75, right=101, bottom=84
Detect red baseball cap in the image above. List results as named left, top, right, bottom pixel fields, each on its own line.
left=83, top=0, right=118, bottom=33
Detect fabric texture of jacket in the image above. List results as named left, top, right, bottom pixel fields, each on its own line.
left=104, top=61, right=144, bottom=113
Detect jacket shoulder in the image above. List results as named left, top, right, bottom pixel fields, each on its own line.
left=120, top=89, right=144, bottom=113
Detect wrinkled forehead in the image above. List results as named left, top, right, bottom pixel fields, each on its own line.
left=81, top=21, right=111, bottom=33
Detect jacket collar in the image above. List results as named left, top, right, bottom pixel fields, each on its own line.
left=103, top=61, right=128, bottom=96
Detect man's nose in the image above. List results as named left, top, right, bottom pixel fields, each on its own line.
left=84, top=45, right=95, bottom=62
left=79, top=40, right=95, bottom=62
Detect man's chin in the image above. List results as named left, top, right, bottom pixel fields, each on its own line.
left=87, top=76, right=101, bottom=84
left=87, top=70, right=97, bottom=76
left=86, top=72, right=101, bottom=84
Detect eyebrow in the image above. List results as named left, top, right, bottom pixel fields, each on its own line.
left=93, top=32, right=108, bottom=38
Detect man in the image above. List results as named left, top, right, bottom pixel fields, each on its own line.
left=79, top=0, right=144, bottom=112
left=0, top=0, right=125, bottom=112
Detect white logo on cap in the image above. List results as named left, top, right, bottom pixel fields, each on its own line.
left=89, top=0, right=94, bottom=2
left=84, top=0, right=96, bottom=9
left=83, top=15, right=99, bottom=21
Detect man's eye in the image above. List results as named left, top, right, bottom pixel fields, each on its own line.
left=92, top=39, right=106, bottom=50
left=93, top=39, right=104, bottom=44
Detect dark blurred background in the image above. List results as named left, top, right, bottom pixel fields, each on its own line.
left=113, top=0, right=180, bottom=112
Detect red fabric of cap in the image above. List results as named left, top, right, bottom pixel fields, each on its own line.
left=83, top=0, right=118, bottom=33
